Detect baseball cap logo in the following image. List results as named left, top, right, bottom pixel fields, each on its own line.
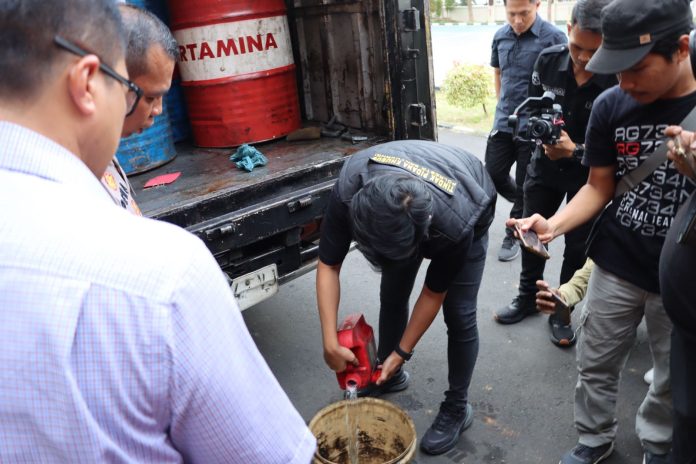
left=639, top=34, right=651, bottom=45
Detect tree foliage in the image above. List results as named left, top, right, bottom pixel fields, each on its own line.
left=441, top=63, right=492, bottom=114
left=430, top=0, right=443, bottom=17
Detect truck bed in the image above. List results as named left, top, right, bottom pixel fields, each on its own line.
left=130, top=132, right=381, bottom=226
left=127, top=131, right=383, bottom=280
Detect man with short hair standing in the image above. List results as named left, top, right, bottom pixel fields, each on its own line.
left=0, top=1, right=315, bottom=462
left=514, top=0, right=696, bottom=462
left=494, top=0, right=616, bottom=344
left=101, top=3, right=178, bottom=215
left=486, top=0, right=566, bottom=262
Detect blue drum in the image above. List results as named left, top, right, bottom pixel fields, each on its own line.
left=115, top=104, right=177, bottom=175
left=126, top=0, right=168, bottom=22
left=166, top=77, right=191, bottom=142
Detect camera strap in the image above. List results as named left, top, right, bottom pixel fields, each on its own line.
left=614, top=104, right=696, bottom=198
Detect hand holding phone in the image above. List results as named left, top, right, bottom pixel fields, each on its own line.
left=672, top=134, right=696, bottom=179
left=514, top=222, right=550, bottom=260
left=537, top=280, right=571, bottom=323
left=535, top=280, right=556, bottom=314
left=550, top=289, right=571, bottom=326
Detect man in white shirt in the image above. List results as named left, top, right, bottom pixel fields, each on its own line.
left=0, top=1, right=316, bottom=462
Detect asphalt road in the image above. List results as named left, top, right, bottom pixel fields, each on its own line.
left=242, top=129, right=652, bottom=463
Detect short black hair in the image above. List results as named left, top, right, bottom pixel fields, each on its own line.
left=570, top=0, right=611, bottom=34
left=0, top=0, right=125, bottom=101
left=503, top=0, right=537, bottom=5
left=350, top=174, right=433, bottom=270
left=650, top=26, right=693, bottom=62
left=119, top=4, right=178, bottom=79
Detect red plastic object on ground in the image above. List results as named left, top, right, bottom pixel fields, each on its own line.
left=168, top=0, right=301, bottom=147
left=336, top=314, right=382, bottom=390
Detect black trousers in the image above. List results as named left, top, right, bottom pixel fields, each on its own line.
left=671, top=327, right=696, bottom=462
left=376, top=233, right=488, bottom=409
left=484, top=131, right=533, bottom=235
left=517, top=155, right=593, bottom=297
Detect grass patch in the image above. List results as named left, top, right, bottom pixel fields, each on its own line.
left=435, top=90, right=496, bottom=136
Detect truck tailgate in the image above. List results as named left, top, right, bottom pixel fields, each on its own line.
left=127, top=134, right=380, bottom=280
left=129, top=134, right=377, bottom=225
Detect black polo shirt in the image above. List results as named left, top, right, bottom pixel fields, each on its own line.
left=528, top=44, right=616, bottom=171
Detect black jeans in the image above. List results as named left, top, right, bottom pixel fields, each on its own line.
left=671, top=327, right=696, bottom=462
left=484, top=131, right=532, bottom=235
left=377, top=233, right=488, bottom=409
left=518, top=155, right=592, bottom=297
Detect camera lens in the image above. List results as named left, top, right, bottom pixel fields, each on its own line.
left=530, top=120, right=551, bottom=138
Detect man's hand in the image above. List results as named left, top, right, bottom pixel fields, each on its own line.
left=542, top=130, right=575, bottom=161
left=535, top=280, right=557, bottom=314
left=506, top=214, right=556, bottom=243
left=376, top=351, right=404, bottom=385
left=323, top=344, right=358, bottom=373
left=665, top=125, right=696, bottom=179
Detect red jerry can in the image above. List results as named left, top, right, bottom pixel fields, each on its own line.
left=336, top=314, right=381, bottom=390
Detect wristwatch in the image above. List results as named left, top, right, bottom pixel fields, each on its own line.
left=394, top=345, right=413, bottom=361
left=572, top=143, right=585, bottom=161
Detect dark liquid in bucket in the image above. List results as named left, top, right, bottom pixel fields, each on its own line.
left=312, top=397, right=414, bottom=464
left=317, top=431, right=407, bottom=464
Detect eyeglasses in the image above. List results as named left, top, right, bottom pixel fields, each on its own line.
left=54, top=35, right=143, bottom=116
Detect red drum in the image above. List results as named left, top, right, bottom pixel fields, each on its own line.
left=168, top=0, right=301, bottom=147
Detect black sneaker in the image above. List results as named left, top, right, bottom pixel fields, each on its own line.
left=494, top=295, right=537, bottom=324
left=498, top=234, right=520, bottom=262
left=643, top=450, right=671, bottom=464
left=356, top=368, right=410, bottom=398
left=560, top=442, right=614, bottom=464
left=549, top=313, right=577, bottom=347
left=420, top=402, right=474, bottom=455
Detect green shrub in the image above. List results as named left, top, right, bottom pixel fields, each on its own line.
left=441, top=63, right=493, bottom=115
left=430, top=0, right=443, bottom=17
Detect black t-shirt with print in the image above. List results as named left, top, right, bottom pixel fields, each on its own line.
left=583, top=87, right=696, bottom=293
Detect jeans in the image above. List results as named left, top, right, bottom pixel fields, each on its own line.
left=484, top=131, right=532, bottom=236
left=518, top=156, right=592, bottom=296
left=377, top=233, right=489, bottom=409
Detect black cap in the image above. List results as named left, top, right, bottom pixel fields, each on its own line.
left=586, top=0, right=693, bottom=74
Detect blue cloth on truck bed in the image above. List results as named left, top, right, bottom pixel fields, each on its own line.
left=230, top=144, right=268, bottom=172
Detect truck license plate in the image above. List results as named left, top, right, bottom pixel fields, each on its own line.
left=231, top=264, right=279, bottom=311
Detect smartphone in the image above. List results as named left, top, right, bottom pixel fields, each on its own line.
left=513, top=223, right=550, bottom=260
left=550, top=290, right=571, bottom=325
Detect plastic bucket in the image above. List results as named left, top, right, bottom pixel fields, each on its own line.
left=308, top=398, right=417, bottom=464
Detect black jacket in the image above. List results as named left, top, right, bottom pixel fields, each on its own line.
left=335, top=140, right=496, bottom=247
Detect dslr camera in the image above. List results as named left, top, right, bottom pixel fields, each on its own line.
left=507, top=91, right=565, bottom=145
